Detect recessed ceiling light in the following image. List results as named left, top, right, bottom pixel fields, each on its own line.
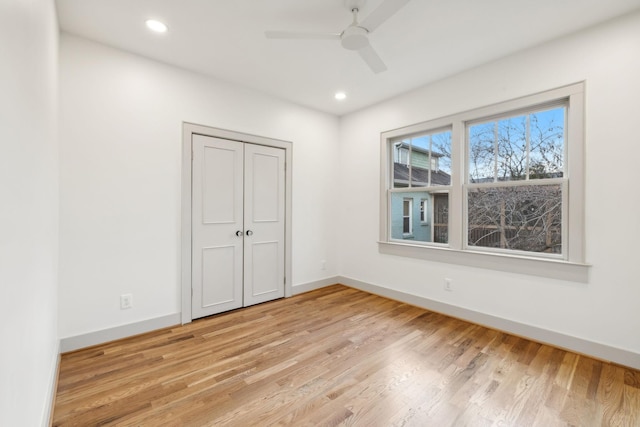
left=145, top=19, right=168, bottom=33
left=335, top=92, right=347, bottom=101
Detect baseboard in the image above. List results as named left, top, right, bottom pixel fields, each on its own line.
left=292, top=276, right=339, bottom=295
left=59, top=281, right=337, bottom=354
left=338, top=275, right=640, bottom=370
left=56, top=279, right=639, bottom=370
left=43, top=341, right=60, bottom=427
left=59, top=313, right=181, bottom=353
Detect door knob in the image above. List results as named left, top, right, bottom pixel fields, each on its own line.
left=235, top=230, right=243, bottom=237
left=246, top=230, right=253, bottom=236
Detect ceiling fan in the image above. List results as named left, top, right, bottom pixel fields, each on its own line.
left=265, top=0, right=411, bottom=74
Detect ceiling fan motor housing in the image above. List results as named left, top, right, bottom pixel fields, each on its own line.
left=341, top=26, right=369, bottom=50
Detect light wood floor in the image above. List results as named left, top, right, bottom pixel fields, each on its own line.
left=53, top=285, right=640, bottom=426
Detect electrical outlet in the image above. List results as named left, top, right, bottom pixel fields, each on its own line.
left=120, top=294, right=133, bottom=309
left=444, top=278, right=453, bottom=292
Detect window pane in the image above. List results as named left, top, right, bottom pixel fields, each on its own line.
left=529, top=107, right=565, bottom=179
left=392, top=140, right=411, bottom=188
left=431, top=131, right=452, bottom=186
left=467, top=185, right=562, bottom=253
left=469, top=106, right=565, bottom=183
left=392, top=131, right=451, bottom=189
left=411, top=136, right=430, bottom=187
left=469, top=122, right=495, bottom=183
left=390, top=192, right=448, bottom=243
left=497, top=115, right=527, bottom=181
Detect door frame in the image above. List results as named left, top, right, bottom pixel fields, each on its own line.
left=181, top=122, right=293, bottom=324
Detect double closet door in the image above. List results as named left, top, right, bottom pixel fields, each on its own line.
left=191, top=134, right=285, bottom=319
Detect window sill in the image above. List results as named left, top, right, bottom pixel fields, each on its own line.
left=378, top=241, right=590, bottom=283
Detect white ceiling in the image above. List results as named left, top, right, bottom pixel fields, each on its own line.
left=56, top=0, right=640, bottom=116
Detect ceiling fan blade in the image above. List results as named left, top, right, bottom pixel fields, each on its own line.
left=358, top=44, right=387, bottom=74
left=265, top=31, right=341, bottom=40
left=361, top=0, right=410, bottom=32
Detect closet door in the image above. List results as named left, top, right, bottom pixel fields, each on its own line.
left=243, top=144, right=286, bottom=306
left=191, top=136, right=286, bottom=319
left=191, top=135, right=244, bottom=318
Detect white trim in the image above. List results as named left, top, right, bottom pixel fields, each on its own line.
left=566, top=89, right=585, bottom=263
left=379, top=83, right=587, bottom=277
left=338, top=276, right=640, bottom=370
left=181, top=123, right=193, bottom=325
left=181, top=122, right=293, bottom=324
left=59, top=313, right=181, bottom=353
left=379, top=241, right=588, bottom=282
left=43, top=342, right=60, bottom=427
left=292, top=277, right=339, bottom=295
left=465, top=177, right=565, bottom=189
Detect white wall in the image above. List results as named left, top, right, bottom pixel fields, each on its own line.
left=58, top=34, right=340, bottom=339
left=0, top=0, right=59, bottom=425
left=338, top=12, right=640, bottom=362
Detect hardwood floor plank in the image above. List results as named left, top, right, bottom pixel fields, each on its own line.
left=53, top=284, right=640, bottom=426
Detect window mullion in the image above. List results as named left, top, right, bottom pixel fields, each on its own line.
left=408, top=140, right=412, bottom=187
left=493, top=121, right=498, bottom=183
left=449, top=121, right=464, bottom=251
left=526, top=114, right=531, bottom=180
left=428, top=134, right=432, bottom=186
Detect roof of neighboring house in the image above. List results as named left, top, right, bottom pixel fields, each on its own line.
left=393, top=163, right=451, bottom=186
left=394, top=142, right=445, bottom=158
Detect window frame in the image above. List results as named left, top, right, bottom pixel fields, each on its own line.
left=420, top=198, right=428, bottom=224
left=402, top=198, right=413, bottom=236
left=464, top=102, right=568, bottom=258
left=379, top=83, right=589, bottom=282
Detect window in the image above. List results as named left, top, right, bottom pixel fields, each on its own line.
left=389, top=129, right=452, bottom=244
left=403, top=198, right=413, bottom=235
left=379, top=83, right=587, bottom=281
left=467, top=105, right=565, bottom=255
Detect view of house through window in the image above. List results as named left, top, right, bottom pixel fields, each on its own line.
left=390, top=130, right=451, bottom=243
left=382, top=83, right=584, bottom=268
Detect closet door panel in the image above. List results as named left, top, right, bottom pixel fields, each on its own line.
left=243, top=144, right=286, bottom=306
left=191, top=135, right=244, bottom=319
